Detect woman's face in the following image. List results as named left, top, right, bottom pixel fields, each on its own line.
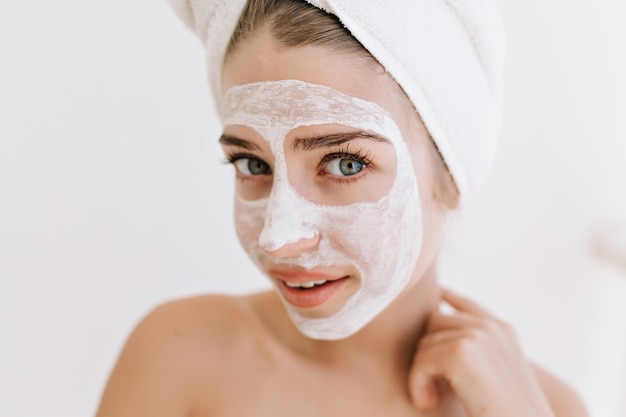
left=220, top=31, right=447, bottom=340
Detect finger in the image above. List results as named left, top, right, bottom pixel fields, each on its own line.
left=409, top=343, right=457, bottom=411
left=409, top=376, right=440, bottom=411
left=426, top=310, right=483, bottom=333
left=418, top=328, right=475, bottom=351
left=440, top=287, right=494, bottom=318
left=409, top=352, right=443, bottom=410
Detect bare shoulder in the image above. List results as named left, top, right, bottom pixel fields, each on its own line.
left=95, top=293, right=267, bottom=417
left=532, top=363, right=590, bottom=417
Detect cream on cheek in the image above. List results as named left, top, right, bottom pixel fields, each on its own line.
left=221, top=80, right=423, bottom=340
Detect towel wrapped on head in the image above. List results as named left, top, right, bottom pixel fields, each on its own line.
left=168, top=0, right=506, bottom=201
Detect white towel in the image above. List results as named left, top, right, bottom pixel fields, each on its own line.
left=168, top=0, right=506, bottom=200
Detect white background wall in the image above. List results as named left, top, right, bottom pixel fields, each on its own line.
left=1, top=1, right=625, bottom=416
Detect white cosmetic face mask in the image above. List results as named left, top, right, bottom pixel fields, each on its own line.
left=221, top=79, right=422, bottom=340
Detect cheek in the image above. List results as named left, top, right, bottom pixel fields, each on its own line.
left=402, top=135, right=447, bottom=257
left=235, top=176, right=273, bottom=201
left=412, top=157, right=447, bottom=269
left=406, top=137, right=438, bottom=207
left=233, top=197, right=266, bottom=254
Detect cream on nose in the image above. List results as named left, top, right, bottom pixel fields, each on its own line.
left=263, top=234, right=320, bottom=258
left=258, top=179, right=319, bottom=256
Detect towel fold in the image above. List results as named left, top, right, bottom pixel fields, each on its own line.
left=168, top=0, right=506, bottom=200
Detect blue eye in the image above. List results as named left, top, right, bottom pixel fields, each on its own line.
left=326, top=158, right=365, bottom=176
left=234, top=158, right=270, bottom=176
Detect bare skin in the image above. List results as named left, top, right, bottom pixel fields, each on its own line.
left=95, top=280, right=587, bottom=417
left=95, top=30, right=589, bottom=417
left=97, top=270, right=444, bottom=417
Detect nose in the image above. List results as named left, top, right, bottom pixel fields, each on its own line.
left=258, top=178, right=320, bottom=258
left=263, top=234, right=320, bottom=258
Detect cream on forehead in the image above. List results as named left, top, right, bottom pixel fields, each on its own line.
left=222, top=79, right=423, bottom=340
left=221, top=79, right=397, bottom=145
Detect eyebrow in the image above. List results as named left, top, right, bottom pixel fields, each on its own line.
left=293, top=131, right=390, bottom=151
left=218, top=134, right=261, bottom=151
left=219, top=131, right=390, bottom=151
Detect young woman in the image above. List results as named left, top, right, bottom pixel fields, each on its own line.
left=96, top=1, right=589, bottom=415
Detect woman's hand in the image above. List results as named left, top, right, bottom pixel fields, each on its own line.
left=408, top=288, right=555, bottom=417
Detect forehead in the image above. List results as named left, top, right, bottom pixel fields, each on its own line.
left=221, top=79, right=400, bottom=141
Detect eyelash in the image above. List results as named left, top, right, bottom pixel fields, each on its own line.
left=223, top=147, right=374, bottom=183
left=223, top=152, right=267, bottom=167
left=223, top=152, right=272, bottom=182
left=318, top=146, right=374, bottom=182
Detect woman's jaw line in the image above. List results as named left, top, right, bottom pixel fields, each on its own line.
left=261, top=263, right=441, bottom=375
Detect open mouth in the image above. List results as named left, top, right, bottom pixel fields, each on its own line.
left=284, top=280, right=329, bottom=289
left=277, top=276, right=349, bottom=308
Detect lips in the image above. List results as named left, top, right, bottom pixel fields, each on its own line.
left=269, top=268, right=349, bottom=308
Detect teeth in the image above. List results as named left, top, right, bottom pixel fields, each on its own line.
left=285, top=280, right=328, bottom=289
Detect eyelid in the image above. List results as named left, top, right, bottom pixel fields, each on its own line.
left=224, top=151, right=258, bottom=161
left=318, top=144, right=373, bottom=166
left=318, top=147, right=374, bottom=180
left=223, top=152, right=273, bottom=176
